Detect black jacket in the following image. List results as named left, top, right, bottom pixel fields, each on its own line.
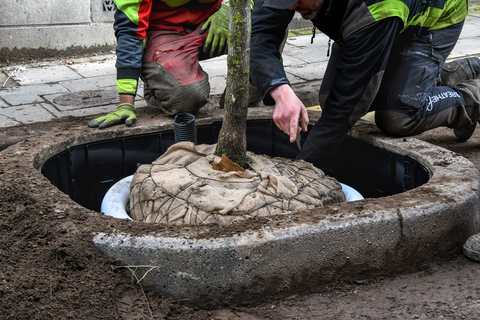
left=250, top=0, right=467, bottom=169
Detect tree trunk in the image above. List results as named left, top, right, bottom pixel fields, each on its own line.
left=214, top=0, right=251, bottom=169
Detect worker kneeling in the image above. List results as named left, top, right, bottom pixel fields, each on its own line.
left=88, top=0, right=255, bottom=129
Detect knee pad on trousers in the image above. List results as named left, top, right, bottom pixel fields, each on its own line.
left=142, top=62, right=210, bottom=115
left=375, top=110, right=413, bottom=136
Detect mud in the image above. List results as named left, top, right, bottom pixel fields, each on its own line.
left=1, top=106, right=480, bottom=319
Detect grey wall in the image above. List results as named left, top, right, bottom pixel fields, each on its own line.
left=0, top=0, right=116, bottom=51
left=0, top=0, right=311, bottom=58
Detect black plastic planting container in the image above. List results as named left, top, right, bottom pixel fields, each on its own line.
left=40, top=119, right=430, bottom=212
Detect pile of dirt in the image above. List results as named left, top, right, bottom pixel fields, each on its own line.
left=1, top=116, right=480, bottom=319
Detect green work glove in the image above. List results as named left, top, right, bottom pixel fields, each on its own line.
left=87, top=103, right=136, bottom=129
left=200, top=4, right=229, bottom=57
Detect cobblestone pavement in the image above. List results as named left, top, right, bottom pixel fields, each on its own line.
left=1, top=14, right=480, bottom=129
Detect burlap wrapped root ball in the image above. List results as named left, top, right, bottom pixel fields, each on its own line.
left=129, top=142, right=346, bottom=225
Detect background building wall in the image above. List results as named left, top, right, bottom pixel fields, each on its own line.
left=1, top=0, right=116, bottom=50
left=0, top=0, right=311, bottom=65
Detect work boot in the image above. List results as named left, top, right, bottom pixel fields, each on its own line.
left=454, top=122, right=477, bottom=142
left=440, top=57, right=480, bottom=87
left=464, top=233, right=480, bottom=262
left=452, top=70, right=480, bottom=142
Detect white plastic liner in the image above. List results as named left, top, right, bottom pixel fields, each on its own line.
left=101, top=176, right=364, bottom=220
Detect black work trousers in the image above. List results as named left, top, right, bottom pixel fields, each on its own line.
left=320, top=21, right=480, bottom=137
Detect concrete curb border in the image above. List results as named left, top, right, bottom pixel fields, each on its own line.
left=4, top=109, right=478, bottom=308
left=91, top=119, right=480, bottom=308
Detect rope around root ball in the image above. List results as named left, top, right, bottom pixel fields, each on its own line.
left=128, top=142, right=346, bottom=225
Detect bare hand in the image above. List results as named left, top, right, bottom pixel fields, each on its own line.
left=270, top=84, right=309, bottom=143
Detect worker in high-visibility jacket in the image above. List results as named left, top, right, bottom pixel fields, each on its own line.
left=88, top=0, right=231, bottom=128
left=250, top=0, right=480, bottom=169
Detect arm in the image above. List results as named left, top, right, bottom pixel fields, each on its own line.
left=250, top=0, right=308, bottom=142
left=250, top=0, right=294, bottom=104
left=298, top=18, right=403, bottom=169
left=270, top=84, right=309, bottom=143
left=114, top=0, right=152, bottom=98
left=88, top=0, right=152, bottom=129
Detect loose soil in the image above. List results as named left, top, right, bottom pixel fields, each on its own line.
left=1, top=108, right=480, bottom=319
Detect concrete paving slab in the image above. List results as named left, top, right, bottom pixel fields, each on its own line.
left=200, top=57, right=227, bottom=78
left=285, top=61, right=328, bottom=81
left=0, top=90, right=44, bottom=105
left=284, top=34, right=331, bottom=64
left=17, top=83, right=69, bottom=95
left=89, top=54, right=117, bottom=62
left=59, top=74, right=116, bottom=92
left=209, top=76, right=226, bottom=96
left=286, top=73, right=309, bottom=85
left=68, top=60, right=116, bottom=78
left=283, top=44, right=331, bottom=64
left=459, top=16, right=480, bottom=38
left=67, top=57, right=97, bottom=64
left=0, top=114, right=20, bottom=128
left=0, top=98, right=9, bottom=108
left=0, top=104, right=56, bottom=124
left=11, top=65, right=83, bottom=85
left=448, top=39, right=480, bottom=59
left=43, top=86, right=143, bottom=111
left=43, top=86, right=119, bottom=111
left=0, top=84, right=69, bottom=105
left=137, top=81, right=145, bottom=96
left=286, top=33, right=329, bottom=48
left=282, top=54, right=308, bottom=67
left=41, top=102, right=117, bottom=119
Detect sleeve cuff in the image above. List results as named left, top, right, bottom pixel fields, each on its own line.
left=117, top=67, right=141, bottom=81
left=116, top=78, right=138, bottom=95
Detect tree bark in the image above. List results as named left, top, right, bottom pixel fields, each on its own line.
left=214, top=0, right=251, bottom=169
